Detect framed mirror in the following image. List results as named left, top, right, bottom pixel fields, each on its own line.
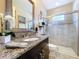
left=12, top=0, right=33, bottom=30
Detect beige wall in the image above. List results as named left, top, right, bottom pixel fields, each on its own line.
left=0, top=0, right=5, bottom=13
left=0, top=0, right=5, bottom=32
left=47, top=3, right=73, bottom=16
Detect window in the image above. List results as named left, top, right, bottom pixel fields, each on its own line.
left=52, top=15, right=64, bottom=22
left=28, top=21, right=33, bottom=30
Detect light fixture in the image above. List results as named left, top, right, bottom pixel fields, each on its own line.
left=4, top=15, right=13, bottom=20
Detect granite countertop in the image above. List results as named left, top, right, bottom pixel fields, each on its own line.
left=0, top=34, right=49, bottom=59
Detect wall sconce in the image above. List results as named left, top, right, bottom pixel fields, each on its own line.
left=4, top=15, right=14, bottom=30
left=4, top=15, right=13, bottom=20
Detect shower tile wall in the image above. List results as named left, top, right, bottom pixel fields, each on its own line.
left=48, top=23, right=76, bottom=48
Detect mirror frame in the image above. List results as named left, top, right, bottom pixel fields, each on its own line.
left=29, top=0, right=35, bottom=30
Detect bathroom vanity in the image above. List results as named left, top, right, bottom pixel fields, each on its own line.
left=17, top=36, right=49, bottom=59
left=0, top=34, right=49, bottom=59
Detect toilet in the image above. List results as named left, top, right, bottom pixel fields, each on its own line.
left=48, top=44, right=59, bottom=59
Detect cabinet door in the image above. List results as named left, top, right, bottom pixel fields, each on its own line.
left=42, top=43, right=49, bottom=59
left=33, top=53, right=42, bottom=59
left=17, top=38, right=49, bottom=59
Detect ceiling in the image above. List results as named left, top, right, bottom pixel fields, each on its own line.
left=42, top=0, right=73, bottom=10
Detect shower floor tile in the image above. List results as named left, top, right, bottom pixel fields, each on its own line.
left=49, top=44, right=79, bottom=59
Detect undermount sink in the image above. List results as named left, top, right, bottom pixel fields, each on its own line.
left=23, top=38, right=39, bottom=41
left=5, top=42, right=28, bottom=48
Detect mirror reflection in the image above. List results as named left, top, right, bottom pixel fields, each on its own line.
left=0, top=0, right=33, bottom=32
left=13, top=0, right=33, bottom=30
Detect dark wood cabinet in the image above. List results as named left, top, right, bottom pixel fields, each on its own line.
left=17, top=38, right=49, bottom=59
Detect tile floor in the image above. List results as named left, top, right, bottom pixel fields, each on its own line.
left=49, top=44, right=79, bottom=59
